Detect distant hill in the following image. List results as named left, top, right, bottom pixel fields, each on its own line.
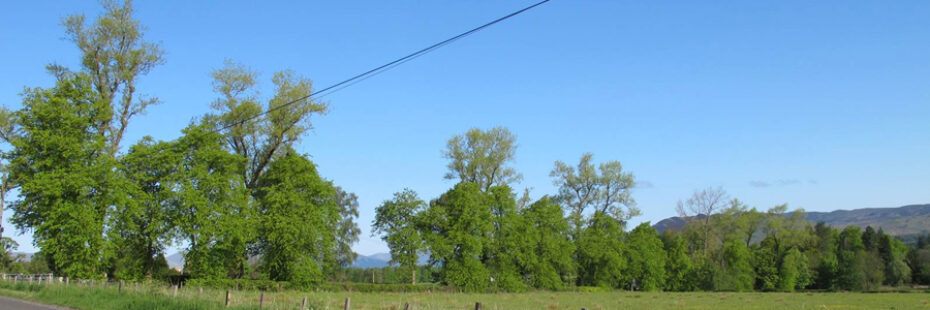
left=166, top=252, right=184, bottom=269
left=804, top=204, right=930, bottom=236
left=653, top=203, right=930, bottom=236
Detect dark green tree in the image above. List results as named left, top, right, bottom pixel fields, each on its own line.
left=521, top=197, right=575, bottom=289
left=109, top=137, right=179, bottom=280
left=836, top=226, right=866, bottom=290
left=624, top=222, right=667, bottom=291
left=714, top=240, right=754, bottom=291
left=254, top=149, right=342, bottom=288
left=661, top=231, right=693, bottom=291
left=171, top=124, right=252, bottom=279
left=576, top=212, right=625, bottom=288
left=483, top=185, right=531, bottom=292
left=419, top=182, right=493, bottom=291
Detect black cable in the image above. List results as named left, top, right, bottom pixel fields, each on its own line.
left=217, top=0, right=551, bottom=131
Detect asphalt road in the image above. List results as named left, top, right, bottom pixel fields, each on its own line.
left=0, top=296, right=67, bottom=310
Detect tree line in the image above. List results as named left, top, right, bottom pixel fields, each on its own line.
left=376, top=159, right=930, bottom=292
left=2, top=1, right=930, bottom=294
left=0, top=1, right=357, bottom=289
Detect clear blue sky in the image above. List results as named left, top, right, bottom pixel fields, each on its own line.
left=1, top=1, right=928, bottom=256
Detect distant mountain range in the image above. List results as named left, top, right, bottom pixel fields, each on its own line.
left=653, top=203, right=930, bottom=236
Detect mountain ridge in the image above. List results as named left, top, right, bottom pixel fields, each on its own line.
left=653, top=203, right=930, bottom=236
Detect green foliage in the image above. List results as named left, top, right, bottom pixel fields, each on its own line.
left=551, top=153, right=637, bottom=239
left=623, top=223, right=666, bottom=291
left=520, top=197, right=575, bottom=289
left=836, top=226, right=866, bottom=290
left=419, top=182, right=493, bottom=291
left=779, top=247, right=811, bottom=291
left=171, top=124, right=252, bottom=279
left=752, top=238, right=780, bottom=291
left=7, top=73, right=113, bottom=278
left=442, top=127, right=521, bottom=192
left=661, top=232, right=693, bottom=291
left=715, top=240, right=754, bottom=292
left=62, top=0, right=164, bottom=153
left=576, top=212, right=625, bottom=288
left=0, top=238, right=18, bottom=271
left=373, top=189, right=426, bottom=284
left=254, top=149, right=344, bottom=288
left=208, top=61, right=326, bottom=190
left=109, top=137, right=178, bottom=280
left=879, top=234, right=911, bottom=286
left=483, top=185, right=530, bottom=292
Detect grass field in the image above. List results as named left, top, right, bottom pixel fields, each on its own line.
left=0, top=281, right=928, bottom=310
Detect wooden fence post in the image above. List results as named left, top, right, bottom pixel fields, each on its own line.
left=404, top=303, right=410, bottom=310
left=301, top=297, right=308, bottom=310
left=344, top=297, right=351, bottom=310
left=259, top=292, right=265, bottom=308
left=119, top=280, right=124, bottom=293
left=199, top=286, right=203, bottom=295
left=475, top=302, right=482, bottom=310
left=225, top=290, right=231, bottom=308
left=173, top=283, right=179, bottom=297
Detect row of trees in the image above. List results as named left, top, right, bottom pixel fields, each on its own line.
left=374, top=128, right=927, bottom=292
left=374, top=127, right=642, bottom=291
left=0, top=1, right=359, bottom=288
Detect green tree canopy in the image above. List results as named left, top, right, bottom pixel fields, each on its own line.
left=373, top=189, right=426, bottom=284
left=418, top=182, right=493, bottom=291
left=254, top=149, right=342, bottom=288
left=624, top=222, right=667, bottom=291
left=443, top=127, right=521, bottom=192
left=7, top=73, right=113, bottom=278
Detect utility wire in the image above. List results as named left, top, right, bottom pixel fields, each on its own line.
left=217, top=0, right=551, bottom=131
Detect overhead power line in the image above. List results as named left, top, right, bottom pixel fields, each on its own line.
left=217, top=0, right=551, bottom=132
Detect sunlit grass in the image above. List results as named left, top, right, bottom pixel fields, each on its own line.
left=0, top=280, right=927, bottom=310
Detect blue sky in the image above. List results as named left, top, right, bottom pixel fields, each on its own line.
left=1, top=1, right=928, bottom=255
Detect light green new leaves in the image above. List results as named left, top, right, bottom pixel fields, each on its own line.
left=443, top=127, right=521, bottom=192
left=7, top=74, right=113, bottom=278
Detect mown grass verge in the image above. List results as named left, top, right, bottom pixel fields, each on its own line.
left=0, top=281, right=259, bottom=310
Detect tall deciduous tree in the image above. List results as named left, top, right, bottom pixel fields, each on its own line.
left=209, top=61, right=327, bottom=190
left=171, top=124, right=252, bottom=279
left=676, top=187, right=728, bottom=256
left=332, top=187, right=362, bottom=271
left=576, top=212, right=625, bottom=288
left=551, top=153, right=637, bottom=238
left=521, top=196, right=575, bottom=289
left=62, top=0, right=164, bottom=154
left=443, top=127, right=521, bottom=192
left=373, top=189, right=426, bottom=285
left=7, top=73, right=113, bottom=278
left=109, top=137, right=179, bottom=280
left=624, top=222, right=667, bottom=291
left=418, top=182, right=493, bottom=291
left=661, top=231, right=693, bottom=291
left=254, top=149, right=342, bottom=288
